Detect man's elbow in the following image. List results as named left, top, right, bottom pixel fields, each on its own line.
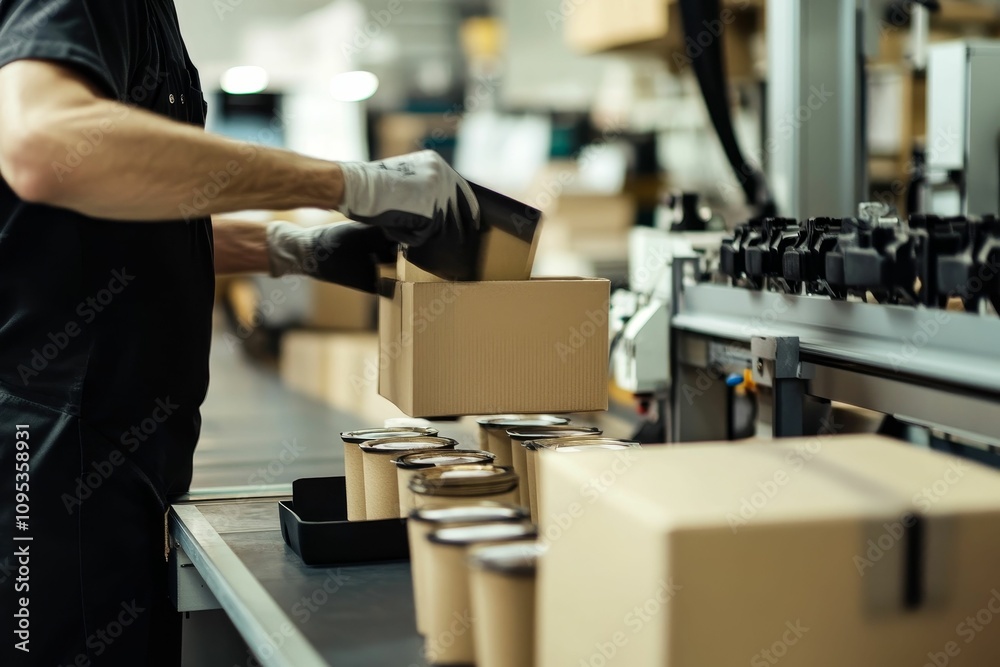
left=0, top=124, right=63, bottom=205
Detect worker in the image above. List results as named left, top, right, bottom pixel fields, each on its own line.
left=0, top=1, right=480, bottom=664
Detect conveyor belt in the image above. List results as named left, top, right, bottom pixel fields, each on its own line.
left=171, top=498, right=427, bottom=667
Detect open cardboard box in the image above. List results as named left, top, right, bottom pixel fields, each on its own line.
left=377, top=261, right=610, bottom=417
left=402, top=182, right=544, bottom=282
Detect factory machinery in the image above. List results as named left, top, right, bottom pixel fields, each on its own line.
left=611, top=1, right=1000, bottom=457
left=648, top=204, right=1000, bottom=467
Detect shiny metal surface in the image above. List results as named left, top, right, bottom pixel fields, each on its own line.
left=171, top=499, right=427, bottom=666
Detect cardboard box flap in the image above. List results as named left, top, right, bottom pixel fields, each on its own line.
left=403, top=182, right=543, bottom=281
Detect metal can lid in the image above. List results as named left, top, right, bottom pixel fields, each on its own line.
left=476, top=414, right=521, bottom=427
left=392, top=449, right=495, bottom=469
left=508, top=425, right=602, bottom=443
left=469, top=540, right=545, bottom=577
left=340, top=427, right=438, bottom=444
left=429, top=521, right=537, bottom=547
left=525, top=436, right=641, bottom=452
left=477, top=415, right=569, bottom=430
left=360, top=436, right=458, bottom=454
left=409, top=502, right=528, bottom=524
left=409, top=464, right=519, bottom=497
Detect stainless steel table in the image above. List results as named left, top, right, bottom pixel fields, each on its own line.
left=170, top=491, right=427, bottom=667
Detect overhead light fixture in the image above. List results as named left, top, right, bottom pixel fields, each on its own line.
left=330, top=71, right=379, bottom=102
left=221, top=66, right=269, bottom=95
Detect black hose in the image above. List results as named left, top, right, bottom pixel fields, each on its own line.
left=677, top=0, right=775, bottom=215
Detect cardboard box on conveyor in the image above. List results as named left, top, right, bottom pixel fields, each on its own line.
left=537, top=434, right=1000, bottom=666
left=377, top=182, right=610, bottom=417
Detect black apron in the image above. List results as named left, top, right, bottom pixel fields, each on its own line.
left=0, top=1, right=215, bottom=664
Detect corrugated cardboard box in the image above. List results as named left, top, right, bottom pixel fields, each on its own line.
left=377, top=266, right=610, bottom=417
left=279, top=330, right=406, bottom=421
left=565, top=0, right=760, bottom=81
left=537, top=435, right=1000, bottom=666
left=307, top=281, right=376, bottom=330
left=525, top=161, right=635, bottom=233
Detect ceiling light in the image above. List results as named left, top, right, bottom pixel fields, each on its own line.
left=221, top=66, right=269, bottom=95
left=330, top=71, right=379, bottom=102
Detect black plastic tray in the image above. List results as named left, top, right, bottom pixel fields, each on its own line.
left=279, top=476, right=410, bottom=566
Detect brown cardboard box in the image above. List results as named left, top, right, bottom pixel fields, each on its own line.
left=228, top=277, right=375, bottom=332
left=307, top=281, right=376, bottom=330
left=537, top=435, right=1000, bottom=666
left=565, top=0, right=760, bottom=80
left=565, top=0, right=669, bottom=54
left=377, top=267, right=610, bottom=417
left=525, top=161, right=635, bottom=233
left=279, top=330, right=332, bottom=401
left=280, top=330, right=407, bottom=421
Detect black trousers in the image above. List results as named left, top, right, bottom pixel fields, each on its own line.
left=0, top=390, right=181, bottom=666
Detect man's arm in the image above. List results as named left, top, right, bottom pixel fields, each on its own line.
left=0, top=60, right=344, bottom=220
left=213, top=218, right=269, bottom=275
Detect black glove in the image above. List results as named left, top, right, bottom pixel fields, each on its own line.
left=266, top=220, right=398, bottom=293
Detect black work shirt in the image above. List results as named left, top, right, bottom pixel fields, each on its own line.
left=0, top=0, right=214, bottom=496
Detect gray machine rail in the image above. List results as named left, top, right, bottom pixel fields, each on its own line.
left=671, top=279, right=1000, bottom=444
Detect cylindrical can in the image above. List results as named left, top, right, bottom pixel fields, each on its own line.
left=392, top=449, right=496, bottom=518
left=476, top=415, right=520, bottom=450
left=360, top=436, right=457, bottom=520
left=410, top=464, right=520, bottom=511
left=408, top=503, right=528, bottom=636
left=526, top=437, right=640, bottom=522
left=476, top=416, right=569, bottom=468
left=340, top=427, right=438, bottom=521
left=425, top=522, right=537, bottom=665
left=507, top=426, right=602, bottom=509
left=469, top=540, right=545, bottom=667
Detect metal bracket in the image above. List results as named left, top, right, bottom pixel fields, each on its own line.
left=170, top=542, right=222, bottom=612
left=751, top=336, right=807, bottom=437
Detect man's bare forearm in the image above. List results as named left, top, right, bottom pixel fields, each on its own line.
left=0, top=60, right=344, bottom=220
left=213, top=218, right=270, bottom=275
